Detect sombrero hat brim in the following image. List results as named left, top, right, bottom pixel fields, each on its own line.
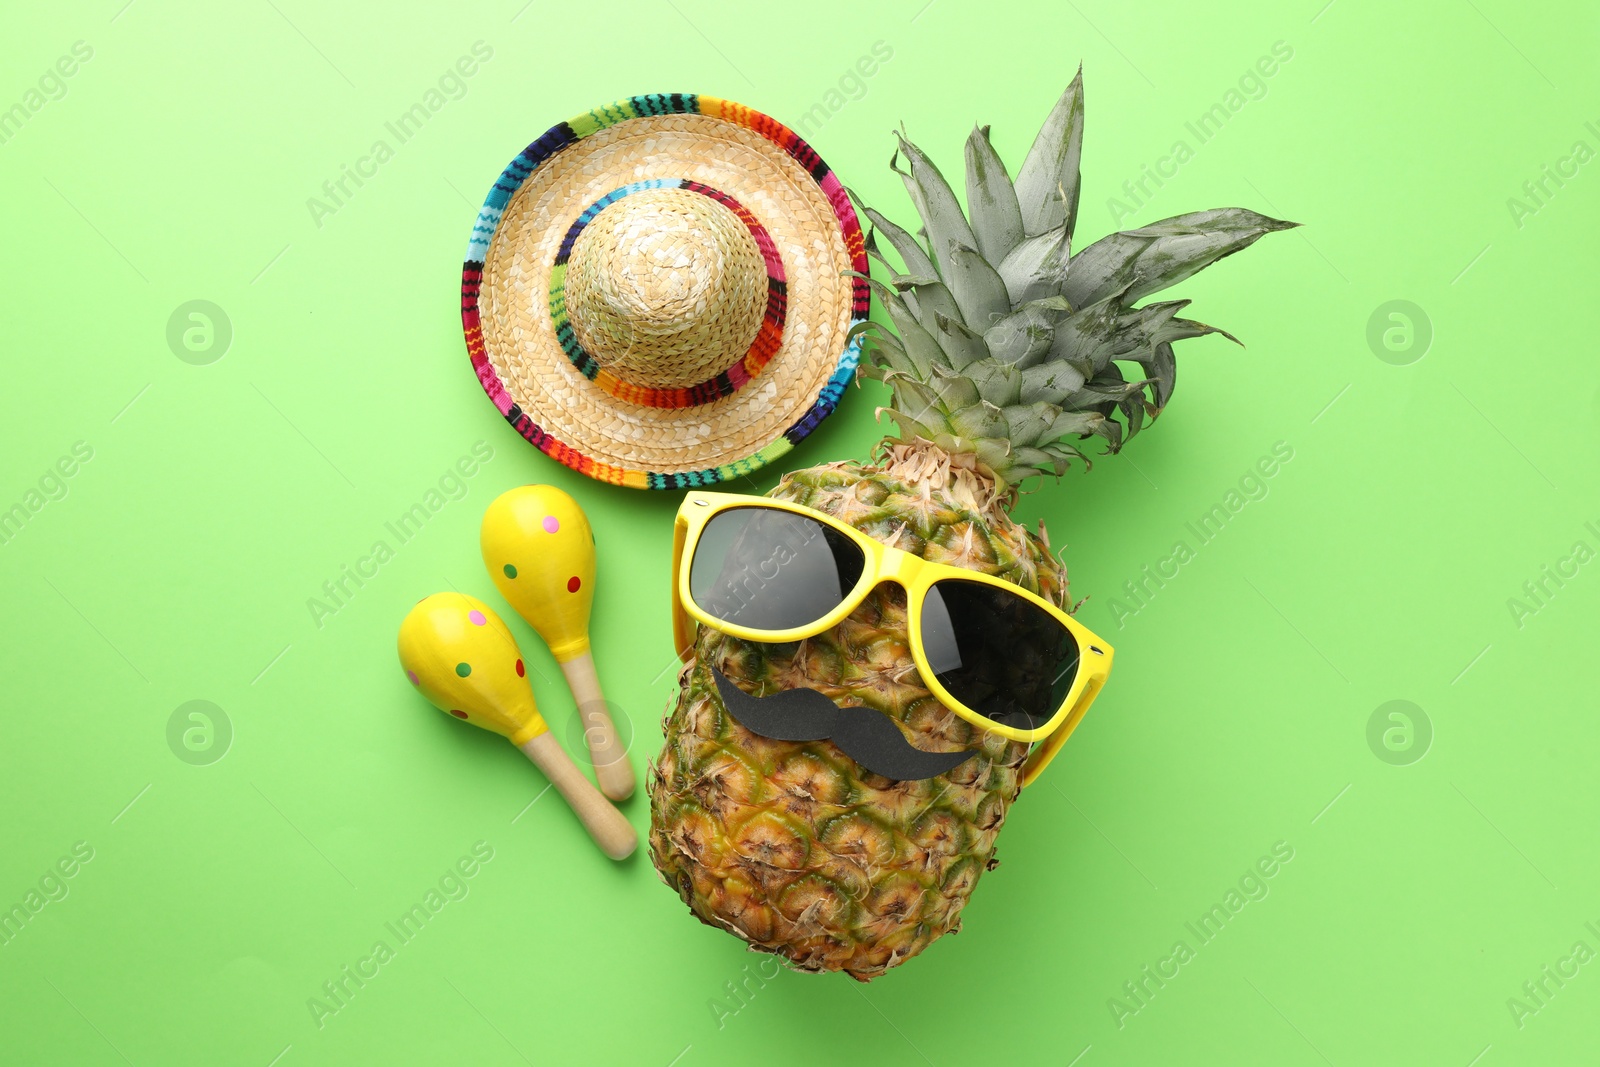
left=460, top=94, right=868, bottom=490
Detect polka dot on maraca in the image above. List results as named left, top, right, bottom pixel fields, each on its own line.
left=406, top=670, right=419, bottom=686
left=449, top=709, right=468, bottom=719
left=503, top=564, right=517, bottom=579
left=468, top=610, right=486, bottom=626
left=542, top=515, right=559, bottom=533
left=515, top=659, right=525, bottom=677
left=455, top=662, right=472, bottom=677
left=567, top=576, right=581, bottom=593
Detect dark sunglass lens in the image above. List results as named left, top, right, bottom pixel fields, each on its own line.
left=920, top=579, right=1079, bottom=729
left=689, top=508, right=865, bottom=632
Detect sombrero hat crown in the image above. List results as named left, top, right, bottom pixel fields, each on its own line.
left=565, top=187, right=766, bottom=391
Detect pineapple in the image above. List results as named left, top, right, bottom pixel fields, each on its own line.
left=647, top=70, right=1294, bottom=980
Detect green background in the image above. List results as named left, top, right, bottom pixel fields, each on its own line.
left=2, top=0, right=1596, bottom=1063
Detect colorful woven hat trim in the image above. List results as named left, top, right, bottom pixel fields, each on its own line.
left=547, top=179, right=787, bottom=410
left=461, top=92, right=870, bottom=491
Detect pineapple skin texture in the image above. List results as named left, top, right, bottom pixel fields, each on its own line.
left=647, top=456, right=1069, bottom=980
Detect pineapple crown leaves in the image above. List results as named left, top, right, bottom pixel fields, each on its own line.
left=846, top=67, right=1297, bottom=490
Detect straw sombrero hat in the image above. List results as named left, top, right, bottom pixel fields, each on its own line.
left=461, top=94, right=868, bottom=490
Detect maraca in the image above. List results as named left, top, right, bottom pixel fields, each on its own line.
left=481, top=485, right=635, bottom=801
left=397, top=592, right=636, bottom=860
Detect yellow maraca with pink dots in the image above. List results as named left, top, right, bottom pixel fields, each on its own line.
left=397, top=592, right=636, bottom=860
left=481, top=485, right=635, bottom=801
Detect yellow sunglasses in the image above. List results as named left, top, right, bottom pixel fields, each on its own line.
left=670, top=492, right=1113, bottom=786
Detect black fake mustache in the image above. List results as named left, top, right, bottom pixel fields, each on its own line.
left=711, top=668, right=974, bottom=781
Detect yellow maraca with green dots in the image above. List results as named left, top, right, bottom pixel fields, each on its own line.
left=482, top=485, right=635, bottom=801
left=397, top=592, right=636, bottom=860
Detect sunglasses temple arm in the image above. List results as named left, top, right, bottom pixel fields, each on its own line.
left=671, top=516, right=696, bottom=661
left=1020, top=668, right=1108, bottom=788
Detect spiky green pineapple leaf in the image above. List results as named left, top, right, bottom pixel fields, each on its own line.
left=981, top=294, right=1073, bottom=362
left=1051, top=304, right=1122, bottom=375
left=985, top=313, right=1056, bottom=367
left=998, top=402, right=1062, bottom=446
left=964, top=125, right=1024, bottom=264
left=1119, top=391, right=1151, bottom=441
left=930, top=312, right=989, bottom=371
left=923, top=363, right=982, bottom=411
left=945, top=245, right=1011, bottom=330
left=997, top=225, right=1071, bottom=305
left=1012, top=445, right=1065, bottom=476
left=1063, top=208, right=1298, bottom=308
left=864, top=279, right=941, bottom=380
left=1049, top=294, right=1238, bottom=380
left=891, top=132, right=975, bottom=276
left=970, top=438, right=1015, bottom=477
left=861, top=231, right=938, bottom=300
left=1148, top=342, right=1177, bottom=409
left=878, top=383, right=946, bottom=431
left=1019, top=362, right=1086, bottom=404
left=1039, top=438, right=1090, bottom=472
left=947, top=398, right=1009, bottom=441
left=983, top=295, right=1072, bottom=367
left=1014, top=67, right=1085, bottom=239
left=1131, top=299, right=1242, bottom=349
left=904, top=280, right=964, bottom=336
left=1095, top=413, right=1124, bottom=451
left=960, top=358, right=1024, bottom=407
left=851, top=324, right=918, bottom=380
left=1062, top=368, right=1150, bottom=409
left=1046, top=410, right=1105, bottom=440
left=851, top=192, right=936, bottom=279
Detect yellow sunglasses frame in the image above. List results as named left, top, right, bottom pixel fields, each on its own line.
left=670, top=491, right=1113, bottom=786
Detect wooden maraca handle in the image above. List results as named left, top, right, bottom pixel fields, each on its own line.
left=558, top=652, right=636, bottom=802
left=517, top=732, right=637, bottom=861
